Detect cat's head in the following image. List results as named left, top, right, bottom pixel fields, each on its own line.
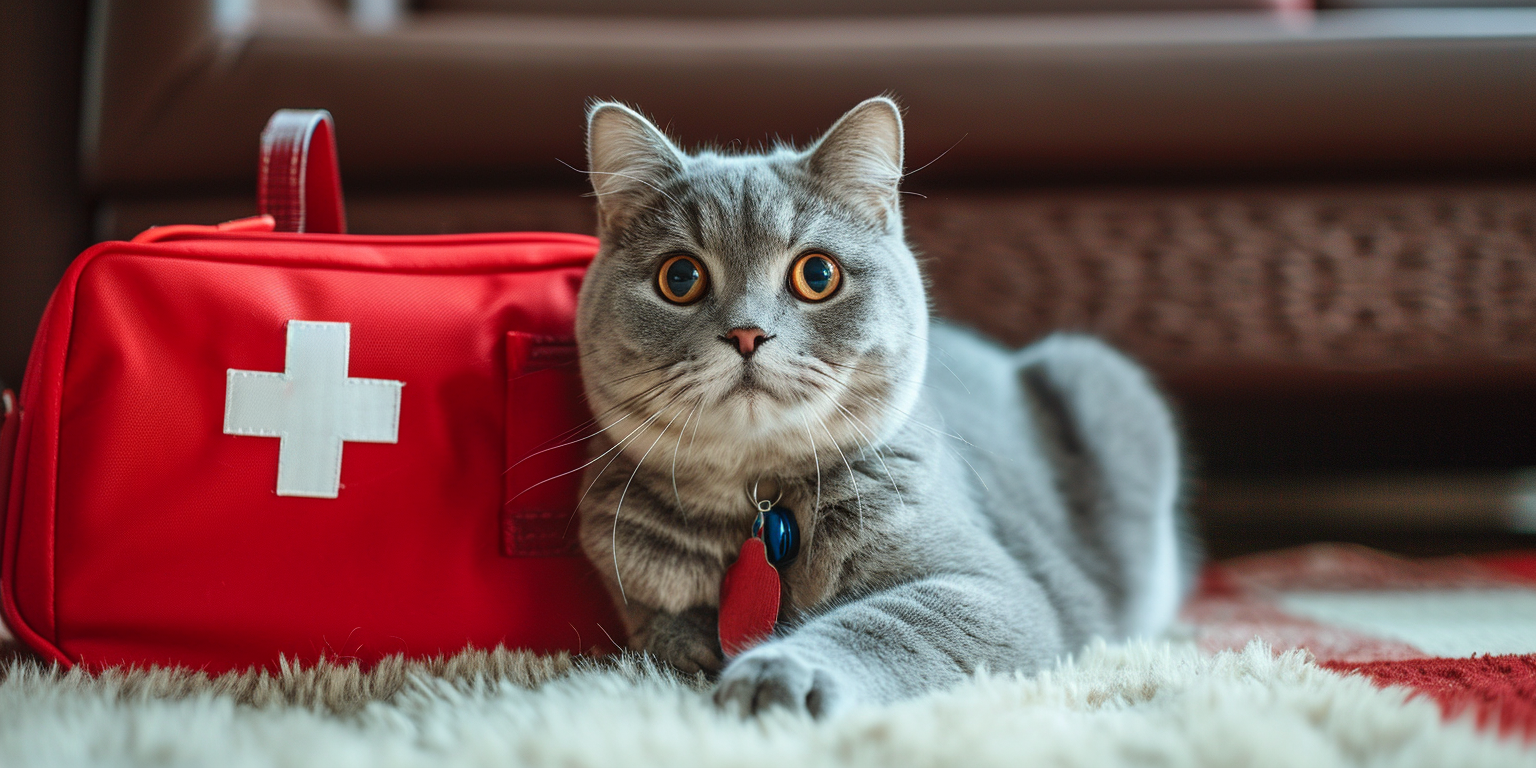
left=576, top=98, right=928, bottom=482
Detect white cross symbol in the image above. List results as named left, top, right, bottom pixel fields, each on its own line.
left=224, top=320, right=403, bottom=498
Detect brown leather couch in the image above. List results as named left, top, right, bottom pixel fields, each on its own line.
left=7, top=0, right=1536, bottom=554
left=86, top=0, right=1536, bottom=191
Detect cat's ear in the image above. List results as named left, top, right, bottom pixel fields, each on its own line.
left=586, top=102, right=684, bottom=230
left=803, top=97, right=905, bottom=228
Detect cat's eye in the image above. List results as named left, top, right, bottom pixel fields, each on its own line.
left=789, top=253, right=842, bottom=302
left=657, top=254, right=708, bottom=304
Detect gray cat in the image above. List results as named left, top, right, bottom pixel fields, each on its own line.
left=574, top=97, right=1188, bottom=718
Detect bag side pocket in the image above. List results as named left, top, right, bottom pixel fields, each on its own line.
left=502, top=332, right=587, bottom=557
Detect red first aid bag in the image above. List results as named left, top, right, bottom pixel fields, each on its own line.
left=0, top=110, right=622, bottom=671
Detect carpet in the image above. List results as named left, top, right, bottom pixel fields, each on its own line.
left=3, top=641, right=1533, bottom=767
left=0, top=545, right=1532, bottom=767
left=1183, top=544, right=1536, bottom=743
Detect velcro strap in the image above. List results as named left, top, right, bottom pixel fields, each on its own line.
left=258, top=110, right=347, bottom=234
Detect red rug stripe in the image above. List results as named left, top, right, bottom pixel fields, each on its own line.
left=1324, top=654, right=1536, bottom=742
left=1475, top=552, right=1536, bottom=585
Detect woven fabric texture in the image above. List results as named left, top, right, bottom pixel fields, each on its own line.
left=911, top=185, right=1536, bottom=373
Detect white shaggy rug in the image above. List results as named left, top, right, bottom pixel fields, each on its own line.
left=0, top=640, right=1530, bottom=767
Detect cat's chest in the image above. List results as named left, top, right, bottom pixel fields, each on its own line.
left=743, top=492, right=887, bottom=617
left=666, top=495, right=847, bottom=614
left=636, top=458, right=902, bottom=613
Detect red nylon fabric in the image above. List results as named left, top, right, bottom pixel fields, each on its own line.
left=502, top=332, right=586, bottom=558
left=2, top=230, right=623, bottom=671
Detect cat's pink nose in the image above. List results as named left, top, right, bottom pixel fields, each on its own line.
left=724, top=327, right=768, bottom=358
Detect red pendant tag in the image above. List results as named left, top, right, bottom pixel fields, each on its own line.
left=718, top=537, right=781, bottom=657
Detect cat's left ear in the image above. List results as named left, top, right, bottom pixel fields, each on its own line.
left=587, top=101, right=685, bottom=231
left=802, top=97, right=905, bottom=228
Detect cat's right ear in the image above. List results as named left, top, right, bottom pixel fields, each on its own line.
left=802, top=97, right=905, bottom=229
left=586, top=102, right=684, bottom=230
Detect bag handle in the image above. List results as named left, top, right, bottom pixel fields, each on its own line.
left=258, top=110, right=347, bottom=234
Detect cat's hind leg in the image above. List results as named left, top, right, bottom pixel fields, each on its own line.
left=1015, top=333, right=1188, bottom=638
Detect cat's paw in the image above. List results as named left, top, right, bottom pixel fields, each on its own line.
left=713, top=647, right=847, bottom=718
left=638, top=606, right=724, bottom=675
left=655, top=633, right=723, bottom=676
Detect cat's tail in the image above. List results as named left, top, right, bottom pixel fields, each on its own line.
left=1015, top=333, right=1192, bottom=639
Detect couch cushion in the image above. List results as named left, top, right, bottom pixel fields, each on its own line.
left=422, top=0, right=1288, bottom=16
left=83, top=2, right=1536, bottom=191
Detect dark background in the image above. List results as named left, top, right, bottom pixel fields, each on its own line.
left=6, top=0, right=1536, bottom=557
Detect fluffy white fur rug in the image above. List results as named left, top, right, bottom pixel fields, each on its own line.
left=0, top=640, right=1530, bottom=767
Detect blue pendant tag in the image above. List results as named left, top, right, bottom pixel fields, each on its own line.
left=751, top=503, right=800, bottom=567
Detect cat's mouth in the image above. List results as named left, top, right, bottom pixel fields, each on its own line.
left=727, top=365, right=769, bottom=396
left=721, top=363, right=792, bottom=404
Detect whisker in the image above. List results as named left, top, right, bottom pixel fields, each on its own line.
left=821, top=369, right=1008, bottom=502
left=506, top=376, right=688, bottom=503
left=819, top=393, right=908, bottom=513
left=832, top=385, right=984, bottom=450
left=688, top=396, right=707, bottom=455
left=839, top=388, right=956, bottom=436
left=671, top=399, right=700, bottom=510
left=608, top=360, right=682, bottom=386
left=829, top=405, right=906, bottom=519
left=901, top=328, right=976, bottom=396
left=576, top=391, right=685, bottom=512
left=815, top=409, right=864, bottom=536
left=930, top=355, right=972, bottom=396
left=903, top=133, right=967, bottom=178
left=505, top=408, right=655, bottom=506
left=503, top=412, right=630, bottom=479
left=806, top=362, right=1001, bottom=505
left=611, top=405, right=685, bottom=605
left=800, top=410, right=821, bottom=516
left=842, top=384, right=1008, bottom=465
left=795, top=409, right=824, bottom=566
left=558, top=388, right=689, bottom=540
left=944, top=442, right=990, bottom=492
left=504, top=377, right=679, bottom=477
left=559, top=159, right=681, bottom=206
left=820, top=353, right=943, bottom=393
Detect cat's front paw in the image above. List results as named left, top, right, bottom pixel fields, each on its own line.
left=713, top=646, right=848, bottom=718
left=636, top=606, right=724, bottom=675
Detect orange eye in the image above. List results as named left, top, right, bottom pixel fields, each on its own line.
left=789, top=253, right=841, bottom=302
left=657, top=254, right=708, bottom=304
